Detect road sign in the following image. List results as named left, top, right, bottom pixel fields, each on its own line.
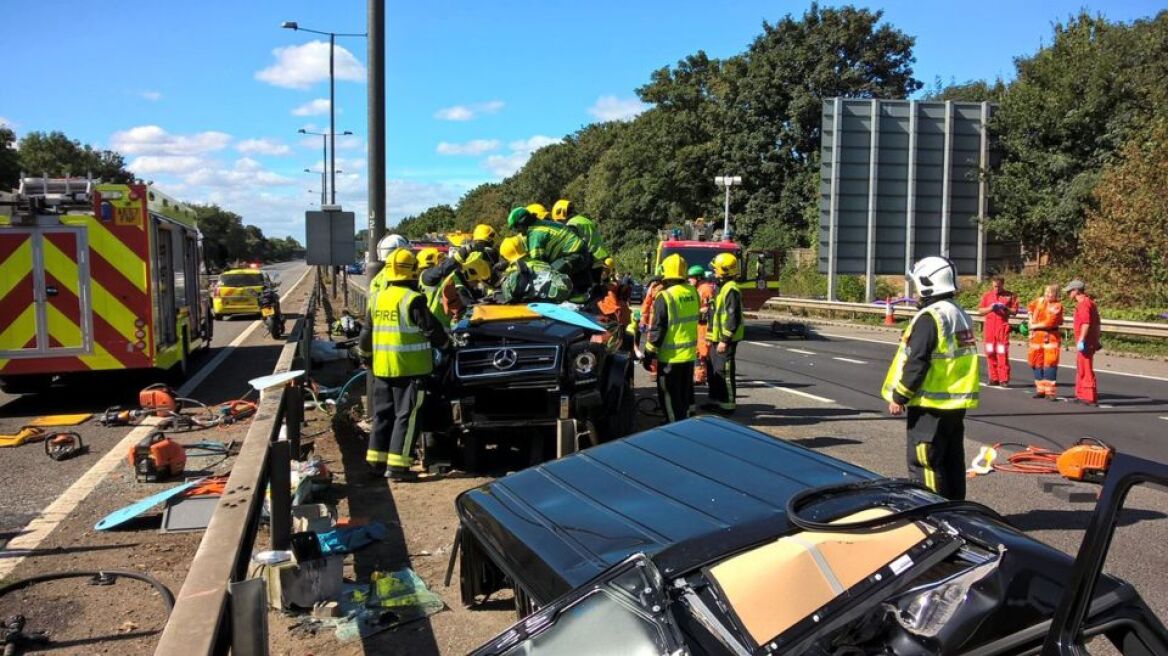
left=305, top=208, right=355, bottom=266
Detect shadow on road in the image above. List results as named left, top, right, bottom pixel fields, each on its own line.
left=787, top=436, right=865, bottom=449
left=0, top=542, right=141, bottom=559
left=1004, top=507, right=1166, bottom=532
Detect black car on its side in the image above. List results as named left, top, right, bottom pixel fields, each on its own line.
left=452, top=417, right=1168, bottom=655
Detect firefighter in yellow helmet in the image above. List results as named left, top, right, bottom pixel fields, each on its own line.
left=553, top=199, right=610, bottom=286
left=357, top=248, right=450, bottom=481
left=644, top=253, right=699, bottom=423
left=419, top=247, right=482, bottom=327
left=498, top=235, right=570, bottom=303
left=507, top=206, right=592, bottom=300
left=702, top=253, right=744, bottom=414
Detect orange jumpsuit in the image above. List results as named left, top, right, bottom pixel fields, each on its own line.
left=694, top=281, right=717, bottom=384
left=1026, top=297, right=1064, bottom=398
left=639, top=284, right=662, bottom=378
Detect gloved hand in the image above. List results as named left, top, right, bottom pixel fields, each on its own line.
left=1077, top=340, right=1086, bottom=353
left=991, top=302, right=1005, bottom=312
left=641, top=353, right=656, bottom=372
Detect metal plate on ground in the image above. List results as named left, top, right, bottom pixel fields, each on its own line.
left=160, top=495, right=221, bottom=533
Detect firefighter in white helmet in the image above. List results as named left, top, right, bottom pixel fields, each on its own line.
left=370, top=234, right=411, bottom=295
left=881, top=256, right=980, bottom=500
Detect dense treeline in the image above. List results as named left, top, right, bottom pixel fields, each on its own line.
left=0, top=128, right=302, bottom=271
left=397, top=6, right=1168, bottom=306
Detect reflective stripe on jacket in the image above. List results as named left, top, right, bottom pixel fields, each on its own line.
left=710, top=280, right=744, bottom=343
left=882, top=299, right=980, bottom=410
left=371, top=286, right=433, bottom=378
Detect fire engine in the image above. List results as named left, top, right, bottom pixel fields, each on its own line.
left=649, top=219, right=782, bottom=310
left=0, top=177, right=212, bottom=394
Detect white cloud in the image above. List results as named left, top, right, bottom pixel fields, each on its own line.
left=434, top=100, right=505, bottom=121
left=236, top=138, right=292, bottom=156
left=185, top=157, right=295, bottom=188
left=336, top=134, right=363, bottom=150
left=110, top=125, right=231, bottom=156
left=140, top=91, right=163, bottom=102
left=0, top=116, right=12, bottom=130
left=588, top=95, right=650, bottom=122
left=255, top=41, right=366, bottom=90
left=127, top=155, right=206, bottom=175
left=387, top=179, right=476, bottom=222
left=482, top=134, right=561, bottom=177
left=291, top=98, right=331, bottom=116
left=436, top=139, right=500, bottom=156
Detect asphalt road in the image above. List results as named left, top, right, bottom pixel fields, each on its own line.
left=0, top=260, right=309, bottom=547
left=737, top=321, right=1168, bottom=462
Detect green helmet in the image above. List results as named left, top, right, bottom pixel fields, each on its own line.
left=687, top=265, right=706, bottom=277
left=507, top=206, right=532, bottom=229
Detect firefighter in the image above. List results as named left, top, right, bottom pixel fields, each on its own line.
left=882, top=256, right=980, bottom=500
left=1027, top=284, right=1064, bottom=400
left=552, top=199, right=610, bottom=286
left=419, top=249, right=481, bottom=326
left=596, top=257, right=632, bottom=342
left=688, top=265, right=716, bottom=385
left=358, top=249, right=450, bottom=481
left=704, top=253, right=743, bottom=414
left=644, top=254, right=699, bottom=424
left=977, top=275, right=1018, bottom=387
left=1064, top=279, right=1101, bottom=406
left=498, top=235, right=571, bottom=303
left=369, top=234, right=411, bottom=295
left=507, top=206, right=592, bottom=300
left=637, top=275, right=664, bottom=356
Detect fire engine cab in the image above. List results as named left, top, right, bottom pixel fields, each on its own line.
left=649, top=219, right=783, bottom=310
left=0, top=177, right=211, bottom=394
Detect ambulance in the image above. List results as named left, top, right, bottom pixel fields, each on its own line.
left=0, top=177, right=212, bottom=394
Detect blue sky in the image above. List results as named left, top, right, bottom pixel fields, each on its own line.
left=1, top=1, right=1162, bottom=239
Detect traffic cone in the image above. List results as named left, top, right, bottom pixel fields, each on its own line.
left=884, top=297, right=896, bottom=326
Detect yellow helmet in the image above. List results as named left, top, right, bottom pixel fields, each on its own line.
left=416, top=247, right=445, bottom=270
left=525, top=203, right=549, bottom=220
left=551, top=199, right=573, bottom=222
left=499, top=235, right=528, bottom=263
left=472, top=223, right=497, bottom=246
left=660, top=253, right=688, bottom=281
left=711, top=252, right=740, bottom=278
left=461, top=251, right=491, bottom=282
left=603, top=256, right=615, bottom=270
left=384, top=248, right=419, bottom=282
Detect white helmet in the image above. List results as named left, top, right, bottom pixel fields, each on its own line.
left=909, top=256, right=958, bottom=298
left=376, top=234, right=411, bottom=261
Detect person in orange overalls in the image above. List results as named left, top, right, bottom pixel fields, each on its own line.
left=689, top=266, right=717, bottom=384
left=637, top=276, right=664, bottom=378
left=1026, top=284, right=1064, bottom=400
left=978, top=276, right=1019, bottom=387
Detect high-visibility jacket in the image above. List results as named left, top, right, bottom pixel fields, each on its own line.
left=423, top=271, right=466, bottom=328
left=882, top=299, right=980, bottom=410
left=709, top=280, right=744, bottom=343
left=567, top=215, right=610, bottom=261
left=370, top=285, right=433, bottom=378
left=650, top=283, right=700, bottom=364
left=526, top=219, right=586, bottom=262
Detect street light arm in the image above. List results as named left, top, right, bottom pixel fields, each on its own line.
left=280, top=22, right=366, bottom=38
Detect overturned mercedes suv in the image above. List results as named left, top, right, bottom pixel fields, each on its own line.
left=423, top=304, right=635, bottom=470
left=453, top=417, right=1168, bottom=655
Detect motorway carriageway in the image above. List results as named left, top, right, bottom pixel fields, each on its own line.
left=0, top=260, right=310, bottom=550
left=737, top=321, right=1168, bottom=463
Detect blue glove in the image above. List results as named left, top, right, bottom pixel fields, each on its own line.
left=1077, top=340, right=1086, bottom=352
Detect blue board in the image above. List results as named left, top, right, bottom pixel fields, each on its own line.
left=527, top=303, right=607, bottom=332
left=95, top=479, right=203, bottom=531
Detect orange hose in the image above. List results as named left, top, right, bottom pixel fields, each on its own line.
left=991, top=443, right=1060, bottom=475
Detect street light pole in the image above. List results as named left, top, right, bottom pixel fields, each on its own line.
left=329, top=32, right=337, bottom=205
left=714, top=175, right=742, bottom=237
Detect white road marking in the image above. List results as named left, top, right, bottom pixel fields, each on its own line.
left=1160, top=416, right=1168, bottom=421
left=833, top=357, right=868, bottom=365
left=753, top=380, right=835, bottom=404
left=787, top=348, right=817, bottom=355
left=815, top=331, right=1168, bottom=383
left=745, top=341, right=776, bottom=348
left=0, top=264, right=312, bottom=577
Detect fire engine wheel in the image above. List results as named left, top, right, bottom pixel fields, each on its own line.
left=0, top=375, right=52, bottom=395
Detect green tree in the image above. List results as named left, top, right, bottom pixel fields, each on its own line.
left=395, top=203, right=457, bottom=238
left=192, top=203, right=247, bottom=271
left=0, top=126, right=19, bottom=190
left=454, top=182, right=513, bottom=231
left=922, top=77, right=1007, bottom=102
left=17, top=131, right=133, bottom=183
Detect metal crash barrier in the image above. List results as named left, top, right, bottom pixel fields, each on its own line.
left=154, top=268, right=322, bottom=655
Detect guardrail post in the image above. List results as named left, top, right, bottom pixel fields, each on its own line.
left=269, top=439, right=292, bottom=551
left=285, top=385, right=303, bottom=458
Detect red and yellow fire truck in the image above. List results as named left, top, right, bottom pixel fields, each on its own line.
left=0, top=177, right=212, bottom=394
left=650, top=219, right=782, bottom=310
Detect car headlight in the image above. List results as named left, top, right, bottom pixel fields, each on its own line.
left=572, top=349, right=598, bottom=377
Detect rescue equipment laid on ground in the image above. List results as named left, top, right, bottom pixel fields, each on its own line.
left=527, top=302, right=607, bottom=332
left=98, top=406, right=147, bottom=426
left=95, top=478, right=207, bottom=531
left=139, top=383, right=179, bottom=416
left=43, top=431, right=85, bottom=461
left=26, top=413, right=92, bottom=427
left=970, top=438, right=1114, bottom=483
left=0, top=426, right=44, bottom=448
left=128, top=431, right=187, bottom=481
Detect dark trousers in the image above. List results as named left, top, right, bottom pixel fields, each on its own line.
left=905, top=407, right=967, bottom=500
left=707, top=342, right=737, bottom=409
left=368, top=375, right=426, bottom=470
left=657, top=361, right=695, bottom=424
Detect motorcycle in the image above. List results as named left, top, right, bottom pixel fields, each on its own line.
left=260, top=288, right=284, bottom=339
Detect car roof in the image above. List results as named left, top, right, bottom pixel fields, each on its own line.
left=455, top=417, right=877, bottom=604
left=220, top=268, right=265, bottom=276
left=660, top=240, right=740, bottom=249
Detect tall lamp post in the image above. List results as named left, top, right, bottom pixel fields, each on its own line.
left=714, top=175, right=742, bottom=237
left=282, top=21, right=366, bottom=205
left=298, top=128, right=352, bottom=206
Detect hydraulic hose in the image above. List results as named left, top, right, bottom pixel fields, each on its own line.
left=785, top=478, right=1007, bottom=532
left=0, top=569, right=175, bottom=612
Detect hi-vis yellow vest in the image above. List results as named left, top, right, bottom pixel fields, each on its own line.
left=710, top=280, right=745, bottom=343
left=656, top=283, right=700, bottom=364
left=371, top=285, right=432, bottom=378
left=882, top=300, right=980, bottom=410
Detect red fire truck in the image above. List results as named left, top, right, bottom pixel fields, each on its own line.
left=650, top=219, right=782, bottom=310
left=0, top=177, right=212, bottom=394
